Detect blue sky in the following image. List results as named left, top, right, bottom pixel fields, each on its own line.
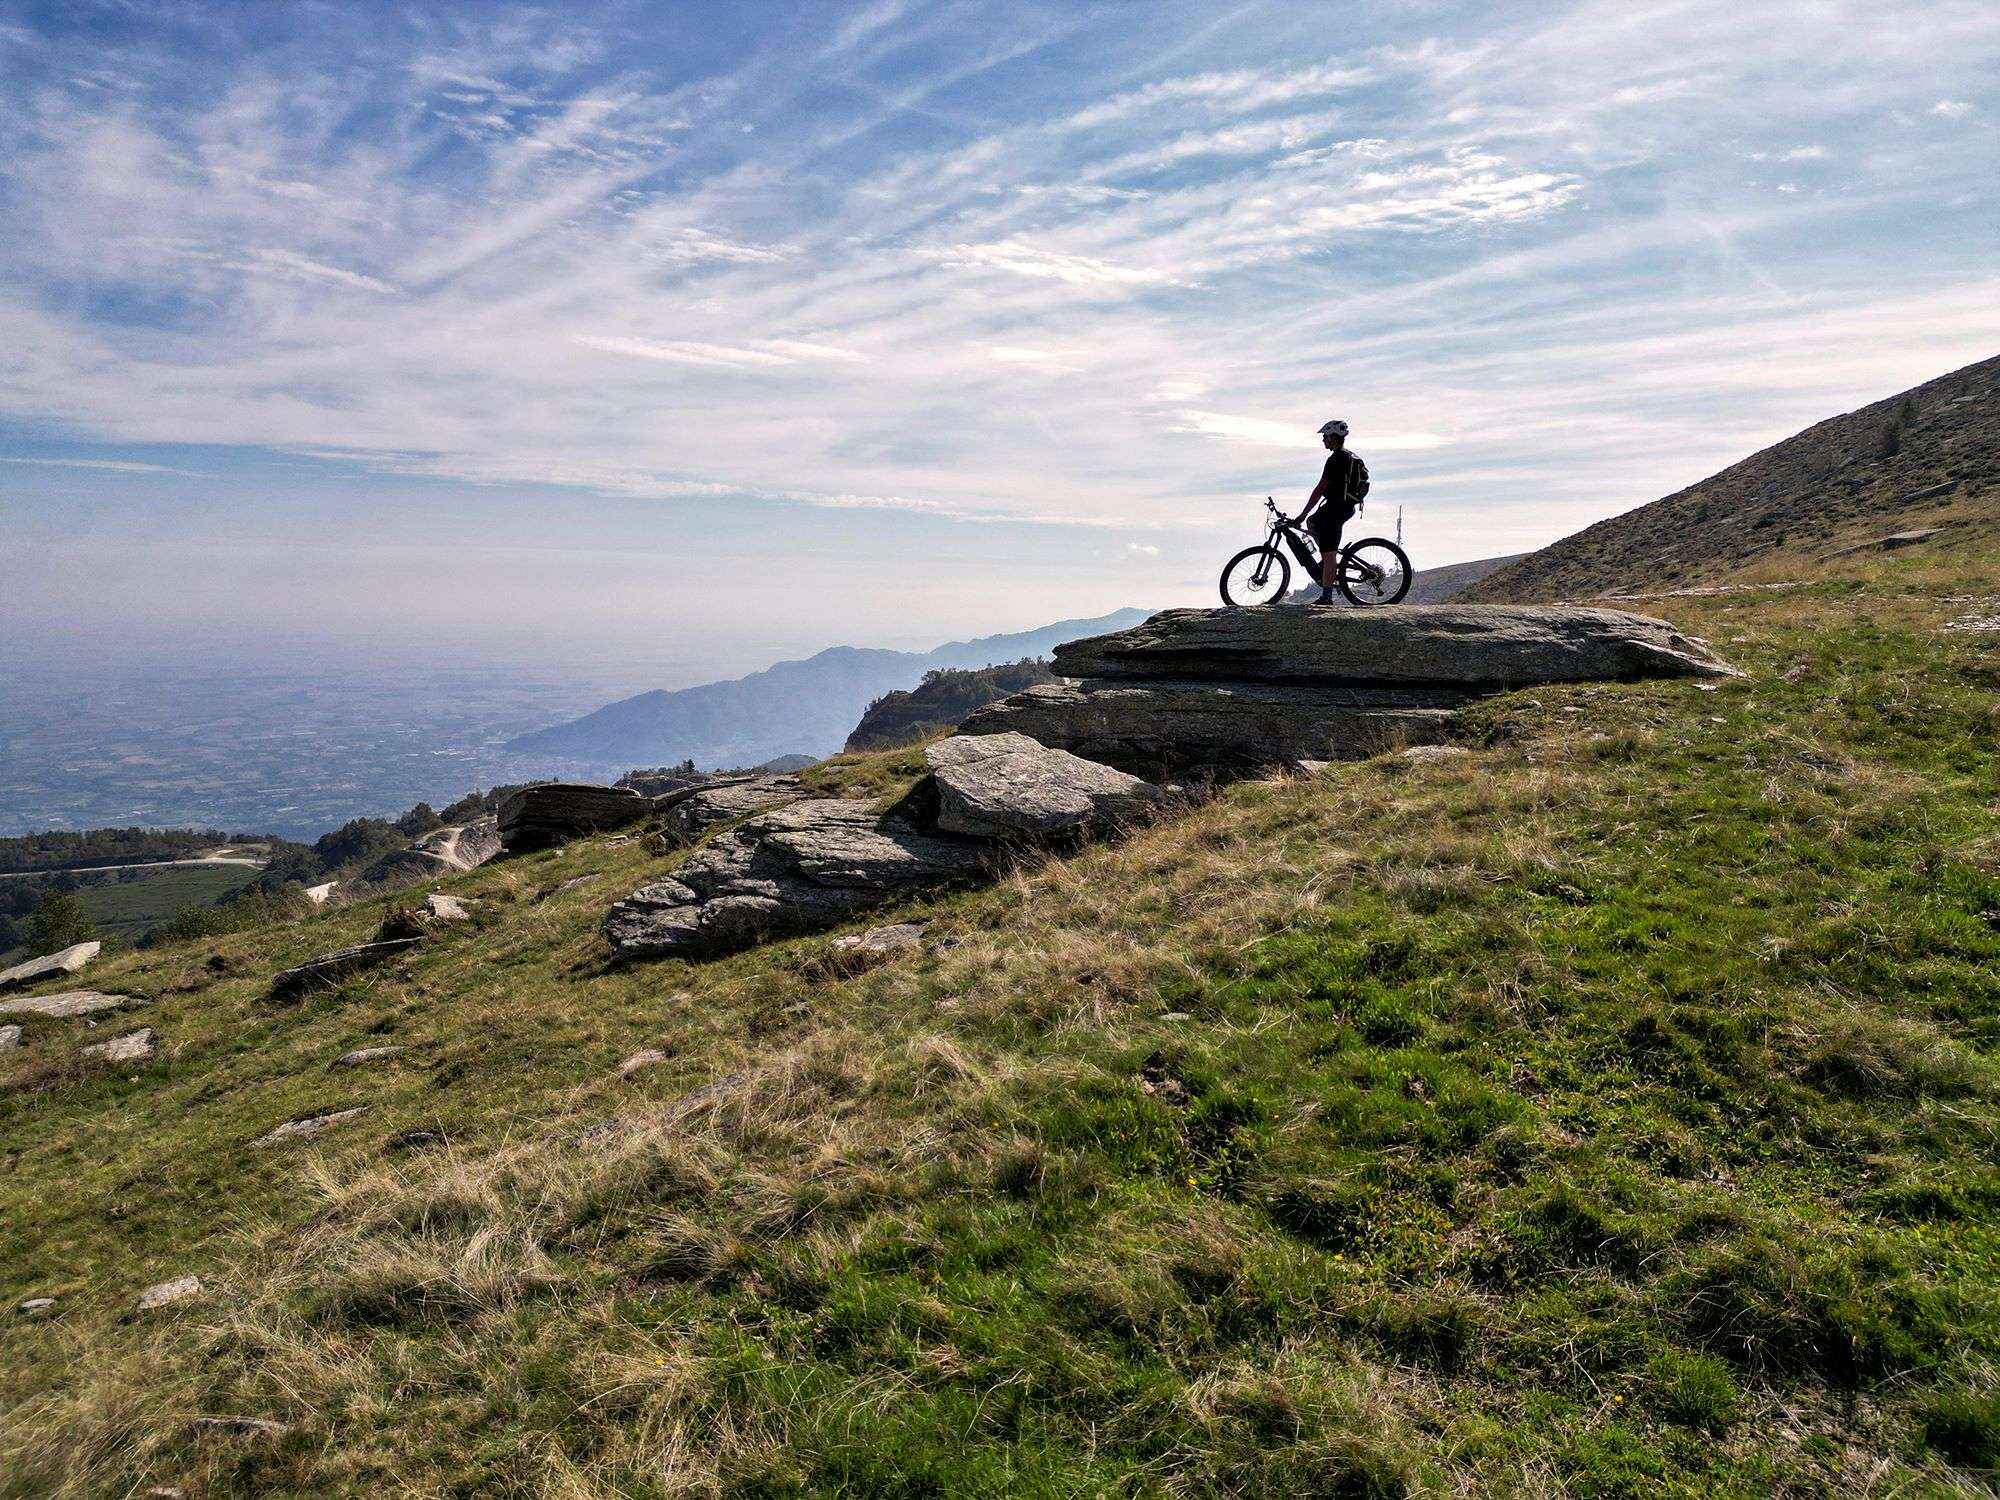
left=1, top=0, right=1996, bottom=680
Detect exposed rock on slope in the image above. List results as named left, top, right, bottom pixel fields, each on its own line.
left=497, top=784, right=651, bottom=852
left=661, top=776, right=809, bottom=844
left=927, top=732, right=1159, bottom=839
left=604, top=800, right=992, bottom=960
left=961, top=604, right=1734, bottom=773
left=359, top=816, right=500, bottom=888
left=1462, top=353, right=2000, bottom=602
left=0, top=941, right=100, bottom=992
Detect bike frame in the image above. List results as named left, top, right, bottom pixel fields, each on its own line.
left=1250, top=498, right=1372, bottom=587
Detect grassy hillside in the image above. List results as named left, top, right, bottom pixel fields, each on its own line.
left=5, top=543, right=1999, bottom=1496
left=71, top=863, right=265, bottom=948
left=1464, top=353, right=2000, bottom=603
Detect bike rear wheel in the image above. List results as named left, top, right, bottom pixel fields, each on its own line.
left=1337, top=538, right=1413, bottom=606
left=1220, top=546, right=1291, bottom=607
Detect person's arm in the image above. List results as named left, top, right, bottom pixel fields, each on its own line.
left=1298, top=472, right=1328, bottom=523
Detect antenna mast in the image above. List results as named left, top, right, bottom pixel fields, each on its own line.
left=1396, top=506, right=1403, bottom=545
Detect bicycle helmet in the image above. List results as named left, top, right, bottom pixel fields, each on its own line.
left=1318, top=419, right=1349, bottom=438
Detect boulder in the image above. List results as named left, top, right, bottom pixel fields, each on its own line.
left=0, top=941, right=101, bottom=992
left=925, top=732, right=1160, bottom=839
left=604, top=800, right=991, bottom=961
left=496, top=782, right=651, bottom=852
left=663, top=776, right=808, bottom=843
left=0, top=989, right=132, bottom=1019
left=961, top=679, right=1458, bottom=773
left=269, top=938, right=423, bottom=1002
left=137, top=1275, right=200, bottom=1310
left=0, top=1024, right=19, bottom=1051
left=423, top=893, right=474, bottom=922
left=1047, top=605, right=1740, bottom=686
left=82, top=1028, right=156, bottom=1065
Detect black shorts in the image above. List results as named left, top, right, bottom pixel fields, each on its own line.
left=1307, top=502, right=1354, bottom=558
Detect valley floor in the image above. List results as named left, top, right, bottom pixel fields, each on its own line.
left=3, top=541, right=1998, bottom=1497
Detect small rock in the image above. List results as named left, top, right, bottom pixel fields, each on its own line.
left=1293, top=759, right=1330, bottom=775
left=1781, top=664, right=1810, bottom=681
left=1695, top=682, right=1719, bottom=693
left=616, top=1048, right=668, bottom=1077
left=1159, top=1012, right=1191, bottom=1022
left=18, top=1296, right=55, bottom=1315
left=145, top=1488, right=189, bottom=1499
left=554, top=873, right=602, bottom=894
left=423, top=893, right=474, bottom=921
left=829, top=922, right=929, bottom=957
left=386, top=1128, right=447, bottom=1152
left=0, top=940, right=101, bottom=992
left=1399, top=745, right=1471, bottom=763
left=82, top=1028, right=156, bottom=1065
left=331, top=1045, right=404, bottom=1069
left=137, top=1275, right=201, bottom=1310
left=252, top=1107, right=367, bottom=1148
left=0, top=1024, right=20, bottom=1051
left=0, top=989, right=130, bottom=1019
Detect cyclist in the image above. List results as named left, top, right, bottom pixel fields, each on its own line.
left=1296, top=419, right=1367, bottom=605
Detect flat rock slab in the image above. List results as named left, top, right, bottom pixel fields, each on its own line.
left=82, top=1027, right=156, bottom=1065
left=605, top=800, right=992, bottom=961
left=0, top=989, right=133, bottom=1019
left=252, top=1107, right=367, bottom=1147
left=423, top=893, right=474, bottom=921
left=331, top=1045, right=404, bottom=1068
left=925, top=732, right=1160, bottom=839
left=18, top=1296, right=54, bottom=1315
left=269, top=938, right=424, bottom=1001
left=138, top=1275, right=201, bottom=1310
left=0, top=941, right=101, bottom=992
left=497, top=782, right=651, bottom=852
left=1049, top=605, right=1738, bottom=687
left=962, top=679, right=1459, bottom=774
left=664, top=776, right=807, bottom=843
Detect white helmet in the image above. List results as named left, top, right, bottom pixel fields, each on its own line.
left=1318, top=419, right=1349, bottom=438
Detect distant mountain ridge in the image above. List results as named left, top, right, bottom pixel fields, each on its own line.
left=1463, top=353, right=2000, bottom=602
left=508, top=608, right=1151, bottom=769
left=1288, top=551, right=1528, bottom=606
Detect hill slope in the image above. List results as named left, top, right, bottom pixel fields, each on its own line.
left=1463, top=353, right=2000, bottom=602
left=508, top=608, right=1149, bottom=769
left=844, top=658, right=1058, bottom=751
left=5, top=533, right=1999, bottom=1495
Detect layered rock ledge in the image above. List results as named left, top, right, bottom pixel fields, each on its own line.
left=960, top=604, right=1736, bottom=772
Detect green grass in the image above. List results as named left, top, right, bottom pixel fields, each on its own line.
left=4, top=543, right=2000, bottom=1496
left=71, top=862, right=264, bottom=947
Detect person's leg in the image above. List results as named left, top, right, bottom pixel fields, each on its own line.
left=1315, top=513, right=1344, bottom=596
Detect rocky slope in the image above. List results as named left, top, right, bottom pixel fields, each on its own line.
left=1463, top=352, right=2000, bottom=601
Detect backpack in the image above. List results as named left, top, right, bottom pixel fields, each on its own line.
left=1345, top=453, right=1370, bottom=506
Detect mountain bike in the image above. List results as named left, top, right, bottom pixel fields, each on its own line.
left=1219, top=498, right=1414, bottom=608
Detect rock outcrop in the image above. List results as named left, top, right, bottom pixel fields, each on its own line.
left=661, top=775, right=809, bottom=843
left=960, top=605, right=1737, bottom=773
left=0, top=941, right=101, bottom=992
left=0, top=989, right=133, bottom=1019
left=497, top=783, right=651, bottom=852
left=269, top=938, right=423, bottom=1001
left=926, top=732, right=1160, bottom=839
left=362, top=815, right=502, bottom=886
left=604, top=800, right=992, bottom=961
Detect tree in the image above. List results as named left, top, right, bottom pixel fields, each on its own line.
left=28, top=889, right=95, bottom=956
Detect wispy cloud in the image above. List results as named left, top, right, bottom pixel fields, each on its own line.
left=0, top=456, right=214, bottom=476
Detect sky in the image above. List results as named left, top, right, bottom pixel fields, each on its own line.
left=2, top=0, right=1996, bottom=685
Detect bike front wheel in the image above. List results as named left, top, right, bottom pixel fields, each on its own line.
left=1220, top=546, right=1292, bottom=607
left=1337, top=538, right=1413, bottom=606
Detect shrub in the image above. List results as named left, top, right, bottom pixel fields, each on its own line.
left=27, top=889, right=94, bottom=955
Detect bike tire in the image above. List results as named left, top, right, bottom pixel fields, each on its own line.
left=1337, top=538, right=1413, bottom=606
left=1220, top=546, right=1291, bottom=607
